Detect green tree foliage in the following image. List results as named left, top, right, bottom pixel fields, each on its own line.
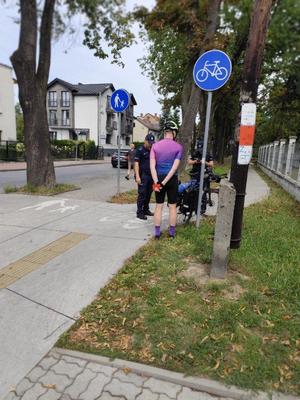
left=256, top=0, right=300, bottom=144
left=137, top=0, right=299, bottom=159
left=15, top=103, right=24, bottom=142
left=135, top=0, right=215, bottom=109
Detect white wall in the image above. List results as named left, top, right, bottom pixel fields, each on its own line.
left=133, top=119, right=148, bottom=142
left=0, top=64, right=16, bottom=141
left=99, top=87, right=119, bottom=148
left=74, top=96, right=98, bottom=144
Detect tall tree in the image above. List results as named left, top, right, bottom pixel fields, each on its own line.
left=136, top=0, right=222, bottom=166
left=11, top=0, right=133, bottom=188
left=179, top=0, right=222, bottom=168
left=230, top=0, right=276, bottom=249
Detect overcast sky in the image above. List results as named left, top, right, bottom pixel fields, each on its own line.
left=0, top=0, right=160, bottom=115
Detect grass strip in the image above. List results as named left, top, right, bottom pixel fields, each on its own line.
left=57, top=170, right=300, bottom=395
left=4, top=183, right=79, bottom=196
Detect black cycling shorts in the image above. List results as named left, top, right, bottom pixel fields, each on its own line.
left=155, top=175, right=178, bottom=204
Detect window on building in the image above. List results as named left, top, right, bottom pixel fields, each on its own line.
left=107, top=95, right=111, bottom=110
left=49, top=110, right=57, bottom=125
left=49, top=131, right=57, bottom=141
left=106, top=135, right=111, bottom=145
left=48, top=91, right=57, bottom=107
left=61, top=91, right=70, bottom=107
left=126, top=137, right=130, bottom=146
left=62, top=110, right=70, bottom=126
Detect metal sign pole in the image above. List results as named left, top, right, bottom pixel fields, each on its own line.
left=196, top=91, right=213, bottom=228
left=117, top=112, right=121, bottom=195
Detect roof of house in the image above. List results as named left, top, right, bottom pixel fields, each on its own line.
left=47, top=78, right=115, bottom=94
left=47, top=78, right=137, bottom=105
left=0, top=62, right=13, bottom=70
left=136, top=113, right=161, bottom=132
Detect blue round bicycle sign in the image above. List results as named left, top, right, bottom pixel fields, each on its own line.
left=111, top=89, right=130, bottom=113
left=193, top=50, right=232, bottom=91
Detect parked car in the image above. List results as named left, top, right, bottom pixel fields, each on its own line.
left=111, top=150, right=129, bottom=168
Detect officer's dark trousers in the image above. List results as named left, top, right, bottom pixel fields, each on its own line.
left=137, top=174, right=153, bottom=215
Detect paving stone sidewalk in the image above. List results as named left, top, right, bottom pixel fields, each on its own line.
left=6, top=348, right=299, bottom=400
left=5, top=348, right=235, bottom=400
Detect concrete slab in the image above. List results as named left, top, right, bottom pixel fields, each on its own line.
left=43, top=203, right=169, bottom=240
left=0, top=225, right=30, bottom=244
left=0, top=195, right=95, bottom=228
left=244, top=167, right=269, bottom=206
left=0, top=193, right=38, bottom=213
left=0, top=289, right=72, bottom=399
left=0, top=229, right=68, bottom=268
left=9, top=235, right=145, bottom=318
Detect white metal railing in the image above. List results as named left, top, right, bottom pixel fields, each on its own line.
left=258, top=136, right=300, bottom=200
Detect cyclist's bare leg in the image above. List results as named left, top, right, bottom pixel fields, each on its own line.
left=154, top=203, right=164, bottom=227
left=169, top=203, right=177, bottom=226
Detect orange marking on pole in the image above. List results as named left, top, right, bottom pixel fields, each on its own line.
left=239, top=125, right=256, bottom=145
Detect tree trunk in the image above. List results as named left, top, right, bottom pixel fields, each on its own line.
left=179, top=0, right=222, bottom=170
left=230, top=0, right=275, bottom=249
left=11, top=0, right=56, bottom=188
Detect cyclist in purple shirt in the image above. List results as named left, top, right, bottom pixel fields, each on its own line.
left=150, top=121, right=183, bottom=239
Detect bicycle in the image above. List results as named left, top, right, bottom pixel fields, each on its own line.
left=196, top=60, right=228, bottom=83
left=177, top=169, right=228, bottom=222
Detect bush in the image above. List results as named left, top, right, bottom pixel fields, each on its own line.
left=85, top=140, right=97, bottom=159
left=133, top=141, right=144, bottom=149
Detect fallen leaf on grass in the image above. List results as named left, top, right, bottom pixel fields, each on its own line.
left=161, top=353, right=168, bottom=362
left=212, top=360, right=220, bottom=370
left=200, top=335, right=209, bottom=344
left=282, top=315, right=292, bottom=320
left=231, top=344, right=243, bottom=352
left=176, top=290, right=183, bottom=295
left=265, top=320, right=275, bottom=328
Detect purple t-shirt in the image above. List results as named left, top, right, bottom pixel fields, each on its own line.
left=150, top=139, right=183, bottom=175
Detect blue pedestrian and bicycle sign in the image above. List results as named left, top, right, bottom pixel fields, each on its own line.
left=111, top=89, right=130, bottom=113
left=193, top=49, right=232, bottom=91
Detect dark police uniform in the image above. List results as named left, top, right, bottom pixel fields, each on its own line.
left=190, top=150, right=213, bottom=214
left=135, top=144, right=153, bottom=217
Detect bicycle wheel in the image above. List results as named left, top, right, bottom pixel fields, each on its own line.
left=196, top=69, right=208, bottom=83
left=215, top=67, right=228, bottom=81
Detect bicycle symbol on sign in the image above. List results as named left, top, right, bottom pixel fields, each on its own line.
left=196, top=60, right=228, bottom=83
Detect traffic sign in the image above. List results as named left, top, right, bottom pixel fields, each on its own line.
left=193, top=50, right=232, bottom=91
left=111, top=89, right=130, bottom=113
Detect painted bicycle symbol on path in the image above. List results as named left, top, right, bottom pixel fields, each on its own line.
left=196, top=60, right=228, bottom=82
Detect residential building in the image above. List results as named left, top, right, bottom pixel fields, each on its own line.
left=47, top=78, right=137, bottom=154
left=133, top=113, right=161, bottom=142
left=0, top=63, right=16, bottom=141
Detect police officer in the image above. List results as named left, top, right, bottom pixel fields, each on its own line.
left=188, top=139, right=214, bottom=214
left=134, top=134, right=155, bottom=220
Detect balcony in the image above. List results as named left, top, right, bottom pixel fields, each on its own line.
left=61, top=119, right=71, bottom=126
left=106, top=104, right=114, bottom=113
left=60, top=100, right=71, bottom=107
left=106, top=124, right=113, bottom=133
left=48, top=101, right=57, bottom=108
left=49, top=119, right=58, bottom=126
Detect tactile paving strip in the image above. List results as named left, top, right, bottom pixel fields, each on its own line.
left=0, top=232, right=90, bottom=289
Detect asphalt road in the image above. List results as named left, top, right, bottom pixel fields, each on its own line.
left=0, top=164, right=136, bottom=201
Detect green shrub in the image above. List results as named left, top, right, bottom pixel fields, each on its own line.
left=85, top=140, right=96, bottom=159
left=133, top=141, right=144, bottom=149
